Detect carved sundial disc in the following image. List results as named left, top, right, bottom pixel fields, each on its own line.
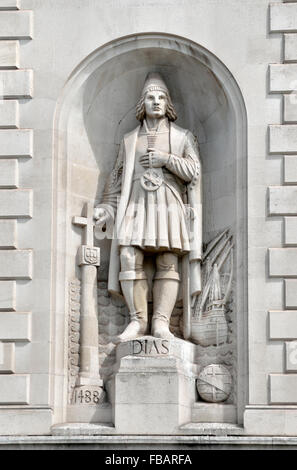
left=196, top=364, right=232, bottom=403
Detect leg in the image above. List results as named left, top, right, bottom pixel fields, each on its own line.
left=152, top=252, right=180, bottom=339
left=116, top=246, right=149, bottom=343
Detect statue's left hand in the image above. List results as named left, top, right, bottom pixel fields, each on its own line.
left=139, top=149, right=169, bottom=168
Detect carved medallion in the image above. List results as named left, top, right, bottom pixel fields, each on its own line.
left=140, top=168, right=163, bottom=191
left=196, top=364, right=232, bottom=403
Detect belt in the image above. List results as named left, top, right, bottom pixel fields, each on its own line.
left=133, top=169, right=187, bottom=216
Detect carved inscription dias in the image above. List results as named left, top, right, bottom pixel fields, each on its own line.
left=132, top=337, right=169, bottom=356
left=116, top=336, right=176, bottom=360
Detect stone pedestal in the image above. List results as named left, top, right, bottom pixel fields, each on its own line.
left=110, top=336, right=197, bottom=434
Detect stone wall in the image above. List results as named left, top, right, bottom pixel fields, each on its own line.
left=0, top=1, right=52, bottom=435
left=244, top=0, right=297, bottom=434
left=1, top=0, right=296, bottom=438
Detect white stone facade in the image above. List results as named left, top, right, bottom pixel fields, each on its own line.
left=0, top=0, right=297, bottom=444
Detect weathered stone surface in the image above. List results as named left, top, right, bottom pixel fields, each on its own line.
left=244, top=408, right=297, bottom=436
left=0, top=130, right=32, bottom=157
left=0, top=375, right=29, bottom=404
left=0, top=251, right=32, bottom=279
left=270, top=3, right=297, bottom=32
left=192, top=403, right=236, bottom=424
left=270, top=248, right=297, bottom=277
left=0, top=342, right=15, bottom=373
left=285, top=341, right=297, bottom=372
left=0, top=189, right=33, bottom=218
left=0, top=220, right=17, bottom=248
left=0, top=159, right=18, bottom=188
left=0, top=41, right=19, bottom=68
left=0, top=409, right=52, bottom=436
left=113, top=337, right=196, bottom=433
left=0, top=281, right=15, bottom=310
left=0, top=0, right=19, bottom=9
left=270, top=248, right=297, bottom=276
left=270, top=374, right=297, bottom=404
left=98, top=282, right=107, bottom=290
left=285, top=279, right=297, bottom=308
left=0, top=11, right=32, bottom=39
left=0, top=101, right=19, bottom=128
left=0, top=70, right=33, bottom=98
left=284, top=34, right=297, bottom=62
left=270, top=64, right=297, bottom=93
left=284, top=95, right=297, bottom=123
left=0, top=312, right=31, bottom=341
left=269, top=125, right=297, bottom=154
left=98, top=295, right=110, bottom=306
left=284, top=156, right=297, bottom=184
left=269, top=310, right=297, bottom=339
left=269, top=186, right=297, bottom=215
left=110, top=296, right=125, bottom=307
left=285, top=216, right=297, bottom=245
left=0, top=0, right=289, bottom=438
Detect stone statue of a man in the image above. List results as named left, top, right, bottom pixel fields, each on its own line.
left=94, top=73, right=202, bottom=342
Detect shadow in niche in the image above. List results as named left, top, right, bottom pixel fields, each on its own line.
left=53, top=33, right=247, bottom=428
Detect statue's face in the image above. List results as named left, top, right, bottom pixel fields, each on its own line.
left=144, top=90, right=167, bottom=120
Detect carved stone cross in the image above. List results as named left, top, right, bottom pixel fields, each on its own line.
left=71, top=202, right=104, bottom=406
left=73, top=202, right=100, bottom=267
left=73, top=202, right=94, bottom=246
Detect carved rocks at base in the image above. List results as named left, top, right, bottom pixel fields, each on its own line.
left=98, top=282, right=128, bottom=382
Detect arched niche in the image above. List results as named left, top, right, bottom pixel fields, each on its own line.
left=52, top=33, right=247, bottom=425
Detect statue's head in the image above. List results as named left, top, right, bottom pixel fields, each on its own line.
left=136, top=72, right=177, bottom=122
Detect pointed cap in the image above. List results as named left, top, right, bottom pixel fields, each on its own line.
left=141, top=72, right=169, bottom=96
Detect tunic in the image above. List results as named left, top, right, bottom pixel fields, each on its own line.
left=118, top=120, right=190, bottom=253
left=100, top=117, right=200, bottom=255
left=97, top=119, right=202, bottom=299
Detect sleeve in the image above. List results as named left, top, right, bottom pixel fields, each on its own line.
left=97, top=140, right=124, bottom=214
left=165, top=131, right=200, bottom=183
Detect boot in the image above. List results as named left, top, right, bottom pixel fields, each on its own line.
left=151, top=279, right=179, bottom=339
left=115, top=279, right=148, bottom=343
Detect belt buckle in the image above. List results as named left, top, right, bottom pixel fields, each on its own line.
left=140, top=169, right=163, bottom=191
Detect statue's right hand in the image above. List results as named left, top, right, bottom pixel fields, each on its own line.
left=94, top=206, right=114, bottom=240
left=94, top=207, right=110, bottom=227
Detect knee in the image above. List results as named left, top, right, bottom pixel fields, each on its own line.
left=120, top=247, right=146, bottom=281
left=155, top=252, right=180, bottom=281
left=120, top=247, right=137, bottom=271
